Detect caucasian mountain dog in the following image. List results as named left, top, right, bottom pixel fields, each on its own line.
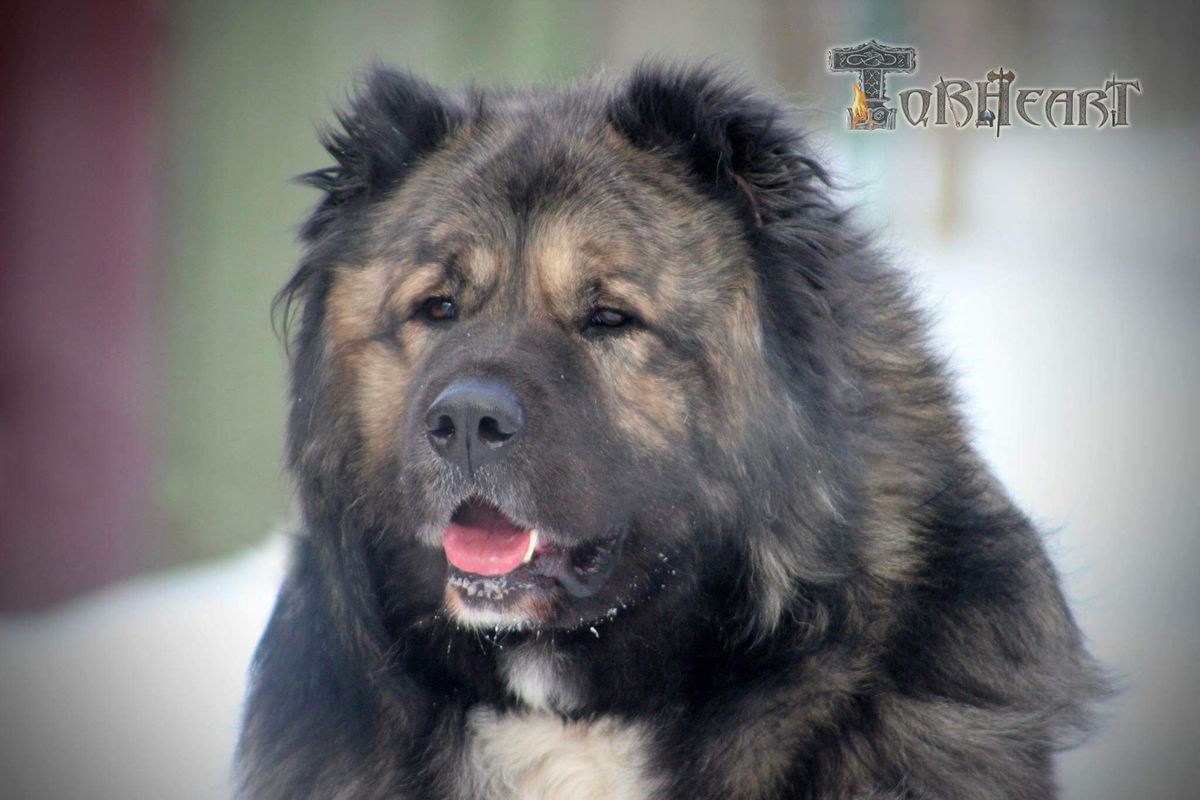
left=237, top=64, right=1105, bottom=799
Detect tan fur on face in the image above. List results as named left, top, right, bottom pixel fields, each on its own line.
left=595, top=336, right=691, bottom=451
left=529, top=223, right=653, bottom=321
left=527, top=221, right=693, bottom=451
left=347, top=343, right=414, bottom=463
left=324, top=261, right=432, bottom=466
left=325, top=261, right=393, bottom=345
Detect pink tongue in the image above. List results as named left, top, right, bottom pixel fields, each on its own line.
left=443, top=516, right=532, bottom=576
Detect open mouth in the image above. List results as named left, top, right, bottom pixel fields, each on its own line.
left=441, top=498, right=624, bottom=602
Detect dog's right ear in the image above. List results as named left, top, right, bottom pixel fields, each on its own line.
left=299, top=68, right=463, bottom=241
left=275, top=69, right=462, bottom=344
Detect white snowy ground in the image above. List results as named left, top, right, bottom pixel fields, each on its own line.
left=1, top=132, right=1196, bottom=799
left=0, top=539, right=286, bottom=800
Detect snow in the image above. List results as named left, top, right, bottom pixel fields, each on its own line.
left=0, top=538, right=286, bottom=800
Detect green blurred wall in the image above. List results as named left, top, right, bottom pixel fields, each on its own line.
left=155, top=1, right=593, bottom=564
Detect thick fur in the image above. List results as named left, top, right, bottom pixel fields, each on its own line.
left=237, top=64, right=1106, bottom=799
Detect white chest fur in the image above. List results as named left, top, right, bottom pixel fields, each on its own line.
left=499, top=646, right=582, bottom=713
left=462, top=707, right=661, bottom=800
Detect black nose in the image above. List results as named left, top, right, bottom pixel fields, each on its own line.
left=424, top=380, right=525, bottom=475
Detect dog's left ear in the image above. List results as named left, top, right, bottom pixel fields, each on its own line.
left=608, top=63, right=832, bottom=229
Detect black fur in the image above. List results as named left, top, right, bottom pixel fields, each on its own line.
left=238, top=63, right=1106, bottom=799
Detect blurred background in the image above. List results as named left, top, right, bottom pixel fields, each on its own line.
left=1, top=0, right=1196, bottom=797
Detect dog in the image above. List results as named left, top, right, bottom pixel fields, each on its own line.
left=236, top=63, right=1106, bottom=799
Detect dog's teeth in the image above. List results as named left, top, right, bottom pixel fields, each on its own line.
left=523, top=529, right=539, bottom=564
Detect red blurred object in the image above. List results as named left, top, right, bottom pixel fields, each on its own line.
left=0, top=0, right=162, bottom=609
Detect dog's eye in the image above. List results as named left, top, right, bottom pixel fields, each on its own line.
left=587, top=307, right=633, bottom=331
left=418, top=296, right=457, bottom=322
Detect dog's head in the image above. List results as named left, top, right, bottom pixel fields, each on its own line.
left=279, top=66, right=854, bottom=634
